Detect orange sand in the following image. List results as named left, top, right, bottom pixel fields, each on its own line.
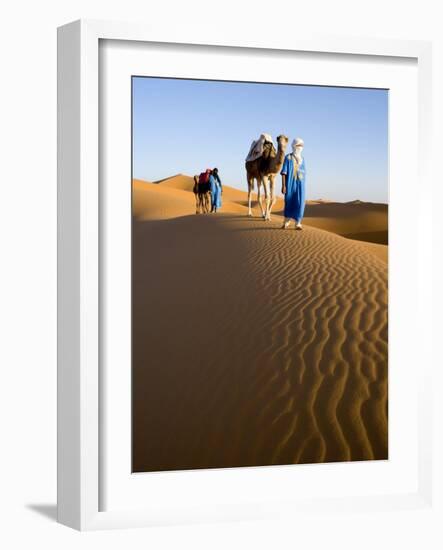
left=132, top=176, right=388, bottom=472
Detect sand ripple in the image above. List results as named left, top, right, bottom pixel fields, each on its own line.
left=132, top=183, right=388, bottom=472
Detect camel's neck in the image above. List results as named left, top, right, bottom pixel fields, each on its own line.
left=271, top=145, right=286, bottom=171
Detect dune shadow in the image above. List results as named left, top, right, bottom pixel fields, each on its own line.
left=343, top=231, right=388, bottom=245
left=303, top=202, right=388, bottom=219
left=134, top=212, right=276, bottom=227
left=233, top=226, right=287, bottom=232
left=134, top=213, right=252, bottom=232
left=132, top=215, right=261, bottom=472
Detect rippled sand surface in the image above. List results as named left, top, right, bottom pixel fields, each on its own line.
left=132, top=178, right=388, bottom=472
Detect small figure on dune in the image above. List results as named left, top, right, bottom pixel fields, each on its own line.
left=281, top=137, right=306, bottom=230
left=209, top=168, right=222, bottom=213
left=194, top=169, right=211, bottom=214
left=245, top=133, right=289, bottom=220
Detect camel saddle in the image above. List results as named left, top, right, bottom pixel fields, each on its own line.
left=245, top=134, right=276, bottom=162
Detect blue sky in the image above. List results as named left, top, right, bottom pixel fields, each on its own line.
left=132, top=77, right=388, bottom=203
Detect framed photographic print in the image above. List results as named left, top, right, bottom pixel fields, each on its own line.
left=57, top=19, right=434, bottom=530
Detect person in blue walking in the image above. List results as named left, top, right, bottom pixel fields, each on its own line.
left=209, top=167, right=222, bottom=213
left=280, top=137, right=306, bottom=230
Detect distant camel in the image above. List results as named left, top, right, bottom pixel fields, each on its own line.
left=193, top=175, right=210, bottom=214
left=245, top=135, right=289, bottom=220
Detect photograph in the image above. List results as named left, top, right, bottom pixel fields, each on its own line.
left=131, top=76, right=389, bottom=473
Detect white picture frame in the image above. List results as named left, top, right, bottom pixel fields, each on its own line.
left=57, top=19, right=434, bottom=531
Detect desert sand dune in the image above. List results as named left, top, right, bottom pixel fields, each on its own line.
left=133, top=178, right=247, bottom=220
left=154, top=173, right=194, bottom=190
left=132, top=178, right=388, bottom=472
left=150, top=175, right=388, bottom=245
left=274, top=201, right=388, bottom=245
left=302, top=202, right=388, bottom=245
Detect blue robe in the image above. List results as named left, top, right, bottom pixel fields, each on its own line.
left=280, top=154, right=306, bottom=222
left=209, top=174, right=222, bottom=208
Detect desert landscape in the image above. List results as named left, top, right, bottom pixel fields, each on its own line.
left=132, top=175, right=388, bottom=472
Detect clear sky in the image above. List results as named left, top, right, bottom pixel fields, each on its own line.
left=132, top=77, right=388, bottom=203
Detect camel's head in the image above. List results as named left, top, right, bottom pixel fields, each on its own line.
left=276, top=135, right=289, bottom=150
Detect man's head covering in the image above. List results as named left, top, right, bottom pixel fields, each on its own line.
left=292, top=137, right=304, bottom=148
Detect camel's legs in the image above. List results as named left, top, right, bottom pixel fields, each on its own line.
left=247, top=177, right=254, bottom=216
left=257, top=178, right=266, bottom=218
left=204, top=192, right=210, bottom=213
left=263, top=177, right=271, bottom=220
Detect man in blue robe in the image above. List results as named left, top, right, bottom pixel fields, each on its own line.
left=209, top=168, right=222, bottom=213
left=280, top=137, right=306, bottom=230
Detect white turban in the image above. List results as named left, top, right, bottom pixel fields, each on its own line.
left=292, top=137, right=304, bottom=164
left=292, top=137, right=304, bottom=148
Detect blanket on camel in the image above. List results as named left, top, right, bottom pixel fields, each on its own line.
left=245, top=133, right=276, bottom=162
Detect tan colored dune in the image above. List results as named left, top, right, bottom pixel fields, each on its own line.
left=132, top=177, right=388, bottom=472
left=148, top=175, right=388, bottom=246
left=302, top=202, right=388, bottom=245
left=133, top=178, right=247, bottom=220
left=272, top=200, right=388, bottom=244
left=154, top=173, right=195, bottom=190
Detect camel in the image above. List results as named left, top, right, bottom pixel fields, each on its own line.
left=245, top=134, right=289, bottom=220
left=193, top=175, right=210, bottom=214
